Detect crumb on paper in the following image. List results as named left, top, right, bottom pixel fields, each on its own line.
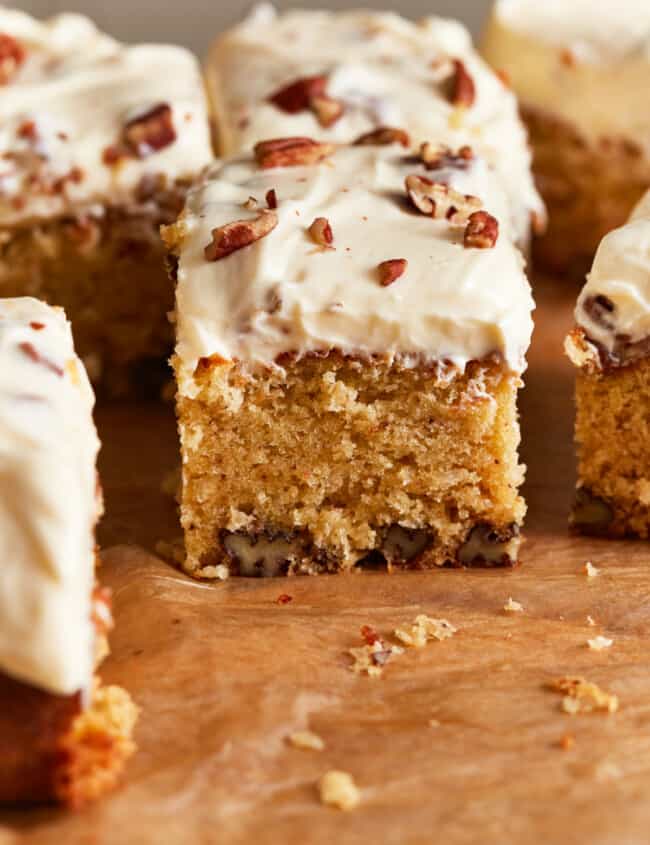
left=588, top=635, right=613, bottom=651
left=288, top=730, right=325, bottom=751
left=558, top=733, right=575, bottom=751
left=318, top=770, right=361, bottom=811
left=584, top=561, right=600, bottom=577
left=154, top=537, right=185, bottom=566
left=393, top=614, right=457, bottom=648
left=348, top=639, right=404, bottom=678
left=549, top=676, right=619, bottom=715
left=503, top=597, right=524, bottom=613
left=587, top=615, right=596, bottom=627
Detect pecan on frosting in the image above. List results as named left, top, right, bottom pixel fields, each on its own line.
left=204, top=210, right=278, bottom=261
left=254, top=137, right=336, bottom=168
left=0, top=32, right=25, bottom=85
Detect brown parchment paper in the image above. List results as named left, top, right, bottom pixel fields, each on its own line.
left=3, top=280, right=650, bottom=845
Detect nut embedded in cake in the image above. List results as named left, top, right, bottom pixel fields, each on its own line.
left=483, top=0, right=650, bottom=276
left=0, top=8, right=213, bottom=395
left=566, top=191, right=650, bottom=538
left=165, top=136, right=534, bottom=578
left=0, top=298, right=137, bottom=807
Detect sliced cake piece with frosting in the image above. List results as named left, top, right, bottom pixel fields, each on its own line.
left=566, top=192, right=650, bottom=538
left=206, top=5, right=544, bottom=250
left=0, top=297, right=137, bottom=807
left=164, top=135, right=534, bottom=577
left=0, top=8, right=213, bottom=395
left=483, top=0, right=650, bottom=275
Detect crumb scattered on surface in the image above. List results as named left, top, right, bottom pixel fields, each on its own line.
left=429, top=718, right=441, bottom=728
left=595, top=761, right=623, bottom=782
left=277, top=593, right=293, bottom=605
left=584, top=561, right=600, bottom=577
left=558, top=733, right=575, bottom=751
left=588, top=635, right=613, bottom=651
left=288, top=730, right=325, bottom=751
left=549, top=676, right=619, bottom=715
left=503, top=597, right=524, bottom=613
left=319, top=771, right=361, bottom=811
left=394, top=615, right=457, bottom=648
left=587, top=615, right=596, bottom=626
left=348, top=639, right=404, bottom=677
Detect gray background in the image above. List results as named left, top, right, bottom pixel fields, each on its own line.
left=19, top=1, right=492, bottom=58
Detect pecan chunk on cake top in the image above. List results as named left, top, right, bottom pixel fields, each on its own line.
left=163, top=136, right=534, bottom=578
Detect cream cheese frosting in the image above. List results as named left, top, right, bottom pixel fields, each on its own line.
left=0, top=297, right=101, bottom=696
left=206, top=5, right=544, bottom=246
left=483, top=1, right=650, bottom=146
left=0, top=7, right=213, bottom=228
left=576, top=191, right=650, bottom=354
left=173, top=143, right=534, bottom=397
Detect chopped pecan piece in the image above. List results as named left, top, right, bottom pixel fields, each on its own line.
left=581, top=294, right=616, bottom=331
left=405, top=174, right=481, bottom=223
left=310, top=94, right=345, bottom=128
left=123, top=103, right=177, bottom=158
left=0, top=33, right=25, bottom=85
left=268, top=75, right=328, bottom=113
left=204, top=210, right=278, bottom=261
left=308, top=216, right=334, bottom=248
left=457, top=523, right=519, bottom=567
left=378, top=258, right=407, bottom=287
left=17, top=120, right=38, bottom=141
left=464, top=211, right=499, bottom=249
left=265, top=188, right=278, bottom=209
left=19, top=342, right=64, bottom=377
left=353, top=127, right=411, bottom=148
left=446, top=59, right=476, bottom=108
left=254, top=137, right=336, bottom=169
left=420, top=142, right=474, bottom=170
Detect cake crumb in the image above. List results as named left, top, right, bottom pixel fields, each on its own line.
left=276, top=593, right=293, bottom=605
left=394, top=614, right=457, bottom=648
left=587, top=615, right=596, bottom=626
left=318, top=770, right=361, bottom=811
left=503, top=597, right=524, bottom=613
left=558, top=733, right=575, bottom=751
left=549, top=676, right=619, bottom=715
left=584, top=561, right=600, bottom=577
left=587, top=635, right=613, bottom=651
left=429, top=718, right=441, bottom=728
left=348, top=639, right=404, bottom=677
left=288, top=730, right=325, bottom=751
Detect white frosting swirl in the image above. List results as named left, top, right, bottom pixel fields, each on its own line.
left=206, top=5, right=544, bottom=246
left=0, top=298, right=100, bottom=696
left=173, top=144, right=534, bottom=397
left=483, top=1, right=650, bottom=146
left=576, top=191, right=650, bottom=352
left=0, top=7, right=213, bottom=227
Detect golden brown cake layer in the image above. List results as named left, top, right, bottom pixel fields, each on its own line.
left=176, top=352, right=526, bottom=577
left=0, top=672, right=137, bottom=808
left=0, top=179, right=188, bottom=396
left=523, top=106, right=650, bottom=278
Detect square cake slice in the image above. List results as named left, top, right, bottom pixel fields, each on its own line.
left=0, top=298, right=137, bottom=807
left=0, top=9, right=213, bottom=395
left=566, top=192, right=650, bottom=538
left=165, top=136, right=534, bottom=578
left=483, top=0, right=650, bottom=276
left=205, top=5, right=544, bottom=250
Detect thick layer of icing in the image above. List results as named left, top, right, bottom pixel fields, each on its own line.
left=576, top=191, right=650, bottom=353
left=0, top=298, right=100, bottom=696
left=0, top=7, right=213, bottom=227
left=483, top=1, right=650, bottom=146
left=207, top=5, right=544, bottom=246
left=173, top=143, right=534, bottom=397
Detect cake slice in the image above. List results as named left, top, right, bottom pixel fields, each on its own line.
left=206, top=5, right=544, bottom=249
left=0, top=9, right=213, bottom=395
left=566, top=192, right=650, bottom=538
left=483, top=0, right=650, bottom=275
left=164, top=136, right=534, bottom=578
left=0, top=298, right=137, bottom=807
